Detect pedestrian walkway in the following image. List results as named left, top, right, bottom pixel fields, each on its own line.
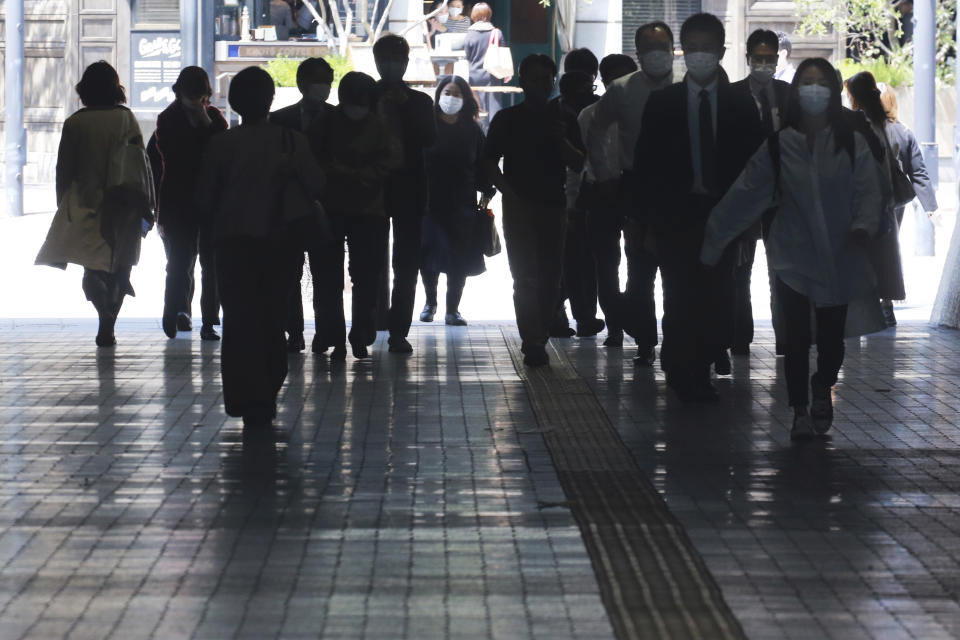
left=2, top=321, right=960, bottom=639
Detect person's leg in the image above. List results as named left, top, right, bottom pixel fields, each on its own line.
left=421, top=269, right=440, bottom=308
left=812, top=304, right=848, bottom=392
left=775, top=277, right=813, bottom=408
left=623, top=223, right=659, bottom=355
left=388, top=210, right=424, bottom=350
left=314, top=220, right=348, bottom=353
left=502, top=198, right=544, bottom=353
left=732, top=238, right=757, bottom=353
left=768, top=260, right=785, bottom=354
left=348, top=216, right=390, bottom=354
left=82, top=268, right=116, bottom=346
left=161, top=227, right=193, bottom=336
left=446, top=272, right=466, bottom=313
left=285, top=252, right=307, bottom=348
left=198, top=224, right=220, bottom=328
left=263, top=239, right=293, bottom=413
left=536, top=205, right=568, bottom=350
left=588, top=205, right=623, bottom=334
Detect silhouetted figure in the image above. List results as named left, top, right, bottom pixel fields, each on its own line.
left=419, top=76, right=495, bottom=326
left=197, top=66, right=324, bottom=430
left=702, top=58, right=882, bottom=440
left=484, top=54, right=585, bottom=367
left=270, top=57, right=336, bottom=353
left=463, top=2, right=507, bottom=126
left=554, top=49, right=604, bottom=339
left=36, top=61, right=154, bottom=348
left=634, top=13, right=762, bottom=402
left=313, top=71, right=399, bottom=360
left=577, top=53, right=637, bottom=349
left=727, top=29, right=791, bottom=356
left=372, top=34, right=438, bottom=354
left=588, top=21, right=676, bottom=366
left=155, top=66, right=227, bottom=342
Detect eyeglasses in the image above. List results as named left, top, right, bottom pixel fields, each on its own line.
left=748, top=55, right=778, bottom=65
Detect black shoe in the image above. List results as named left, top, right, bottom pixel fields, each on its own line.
left=162, top=313, right=177, bottom=339
left=714, top=350, right=732, bottom=376
left=633, top=346, right=656, bottom=366
left=881, top=300, right=897, bottom=327
left=176, top=312, right=193, bottom=332
left=522, top=345, right=550, bottom=367
left=576, top=318, right=605, bottom=338
left=603, top=329, right=624, bottom=348
left=730, top=344, right=750, bottom=356
left=549, top=325, right=576, bottom=338
left=352, top=343, right=369, bottom=359
left=95, top=332, right=116, bottom=348
left=286, top=333, right=305, bottom=352
left=201, top=324, right=220, bottom=341
left=330, top=344, right=347, bottom=361
left=445, top=311, right=468, bottom=326
left=419, top=304, right=437, bottom=322
left=312, top=335, right=328, bottom=355
left=388, top=336, right=413, bottom=353
left=775, top=342, right=785, bottom=357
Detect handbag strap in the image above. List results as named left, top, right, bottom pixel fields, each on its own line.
left=488, top=29, right=500, bottom=47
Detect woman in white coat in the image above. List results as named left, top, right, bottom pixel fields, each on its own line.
left=36, top=61, right=154, bottom=347
left=701, top=58, right=882, bottom=441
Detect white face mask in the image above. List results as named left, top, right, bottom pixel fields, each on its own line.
left=640, top=51, right=673, bottom=79
left=306, top=83, right=331, bottom=104
left=438, top=94, right=463, bottom=115
left=448, top=6, right=462, bottom=17
left=685, top=52, right=720, bottom=84
left=342, top=105, right=369, bottom=121
left=437, top=12, right=449, bottom=23
left=749, top=63, right=776, bottom=85
left=797, top=84, right=832, bottom=116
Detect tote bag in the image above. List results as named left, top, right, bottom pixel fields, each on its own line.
left=482, top=29, right=514, bottom=80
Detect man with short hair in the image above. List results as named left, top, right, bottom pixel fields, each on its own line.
left=587, top=21, right=676, bottom=366
left=774, top=31, right=796, bottom=83
left=270, top=57, right=336, bottom=354
left=634, top=13, right=762, bottom=401
left=371, top=34, right=438, bottom=354
left=484, top=54, right=585, bottom=367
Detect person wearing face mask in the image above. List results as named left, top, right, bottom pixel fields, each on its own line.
left=726, top=29, right=792, bottom=357
left=464, top=3, right=508, bottom=127
left=483, top=54, right=586, bottom=367
left=270, top=57, right=336, bottom=354
left=313, top=72, right=400, bottom=360
left=701, top=58, right=883, bottom=440
left=370, top=34, right=438, bottom=355
left=418, top=76, right=496, bottom=326
left=154, top=66, right=228, bottom=342
left=633, top=13, right=763, bottom=402
left=587, top=21, right=675, bottom=367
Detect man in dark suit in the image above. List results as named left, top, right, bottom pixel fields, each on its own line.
left=634, top=13, right=763, bottom=402
left=269, top=57, right=336, bottom=353
left=372, top=34, right=438, bottom=354
left=727, top=29, right=791, bottom=357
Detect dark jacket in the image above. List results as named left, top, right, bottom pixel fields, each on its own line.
left=464, top=25, right=503, bottom=86
left=270, top=99, right=337, bottom=161
left=728, top=77, right=791, bottom=129
left=633, top=78, right=763, bottom=236
left=155, top=102, right=228, bottom=228
left=372, top=82, right=437, bottom=213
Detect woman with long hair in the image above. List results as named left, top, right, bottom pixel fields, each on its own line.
left=36, top=61, right=154, bottom=347
left=701, top=58, right=883, bottom=441
left=418, top=75, right=496, bottom=325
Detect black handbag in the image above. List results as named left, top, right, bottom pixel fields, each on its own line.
left=278, top=127, right=333, bottom=246
left=475, top=205, right=501, bottom=257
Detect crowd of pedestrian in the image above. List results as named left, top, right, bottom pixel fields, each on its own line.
left=35, top=14, right=938, bottom=441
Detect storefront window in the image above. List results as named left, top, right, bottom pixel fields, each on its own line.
left=132, top=0, right=180, bottom=28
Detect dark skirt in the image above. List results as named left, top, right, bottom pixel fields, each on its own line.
left=421, top=205, right=486, bottom=277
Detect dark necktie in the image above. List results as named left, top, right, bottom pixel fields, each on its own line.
left=758, top=89, right=774, bottom=135
left=699, top=89, right=717, bottom=194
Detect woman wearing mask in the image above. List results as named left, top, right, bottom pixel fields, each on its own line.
left=419, top=76, right=496, bottom=326
left=846, top=72, right=907, bottom=326
left=700, top=58, right=882, bottom=441
left=155, top=66, right=228, bottom=341
left=464, top=2, right=508, bottom=126
left=427, top=0, right=470, bottom=46
left=36, top=61, right=154, bottom=347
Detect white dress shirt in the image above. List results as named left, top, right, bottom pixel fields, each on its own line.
left=686, top=76, right=718, bottom=196
left=701, top=127, right=882, bottom=306
left=748, top=76, right=781, bottom=131
left=587, top=69, right=673, bottom=181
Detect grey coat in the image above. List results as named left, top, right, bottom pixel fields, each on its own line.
left=886, top=120, right=938, bottom=212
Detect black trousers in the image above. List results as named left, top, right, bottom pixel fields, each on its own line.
left=421, top=270, right=466, bottom=312
left=622, top=223, right=659, bottom=349
left=285, top=240, right=326, bottom=338
left=502, top=197, right=566, bottom=349
left=216, top=236, right=293, bottom=421
left=315, top=215, right=389, bottom=349
left=387, top=209, right=424, bottom=339
left=82, top=267, right=132, bottom=318
left=776, top=278, right=848, bottom=407
left=732, top=238, right=757, bottom=350
left=586, top=204, right=623, bottom=332
left=162, top=223, right=219, bottom=326
left=560, top=207, right=598, bottom=324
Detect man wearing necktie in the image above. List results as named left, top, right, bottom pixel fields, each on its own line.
left=728, top=30, right=792, bottom=358
left=633, top=13, right=763, bottom=402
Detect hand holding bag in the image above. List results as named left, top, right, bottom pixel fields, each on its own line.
left=482, top=29, right=514, bottom=80
left=475, top=205, right=501, bottom=257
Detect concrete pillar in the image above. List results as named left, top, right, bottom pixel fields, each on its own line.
left=180, top=0, right=199, bottom=68
left=574, top=0, right=623, bottom=56
left=4, top=0, right=26, bottom=218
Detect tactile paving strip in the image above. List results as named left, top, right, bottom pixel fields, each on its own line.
left=503, top=329, right=745, bottom=640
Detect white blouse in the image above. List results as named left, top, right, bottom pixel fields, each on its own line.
left=701, top=126, right=882, bottom=306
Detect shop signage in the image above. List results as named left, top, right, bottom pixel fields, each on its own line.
left=131, top=31, right=183, bottom=110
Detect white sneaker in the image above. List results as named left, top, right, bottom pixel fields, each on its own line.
left=790, top=411, right=815, bottom=441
